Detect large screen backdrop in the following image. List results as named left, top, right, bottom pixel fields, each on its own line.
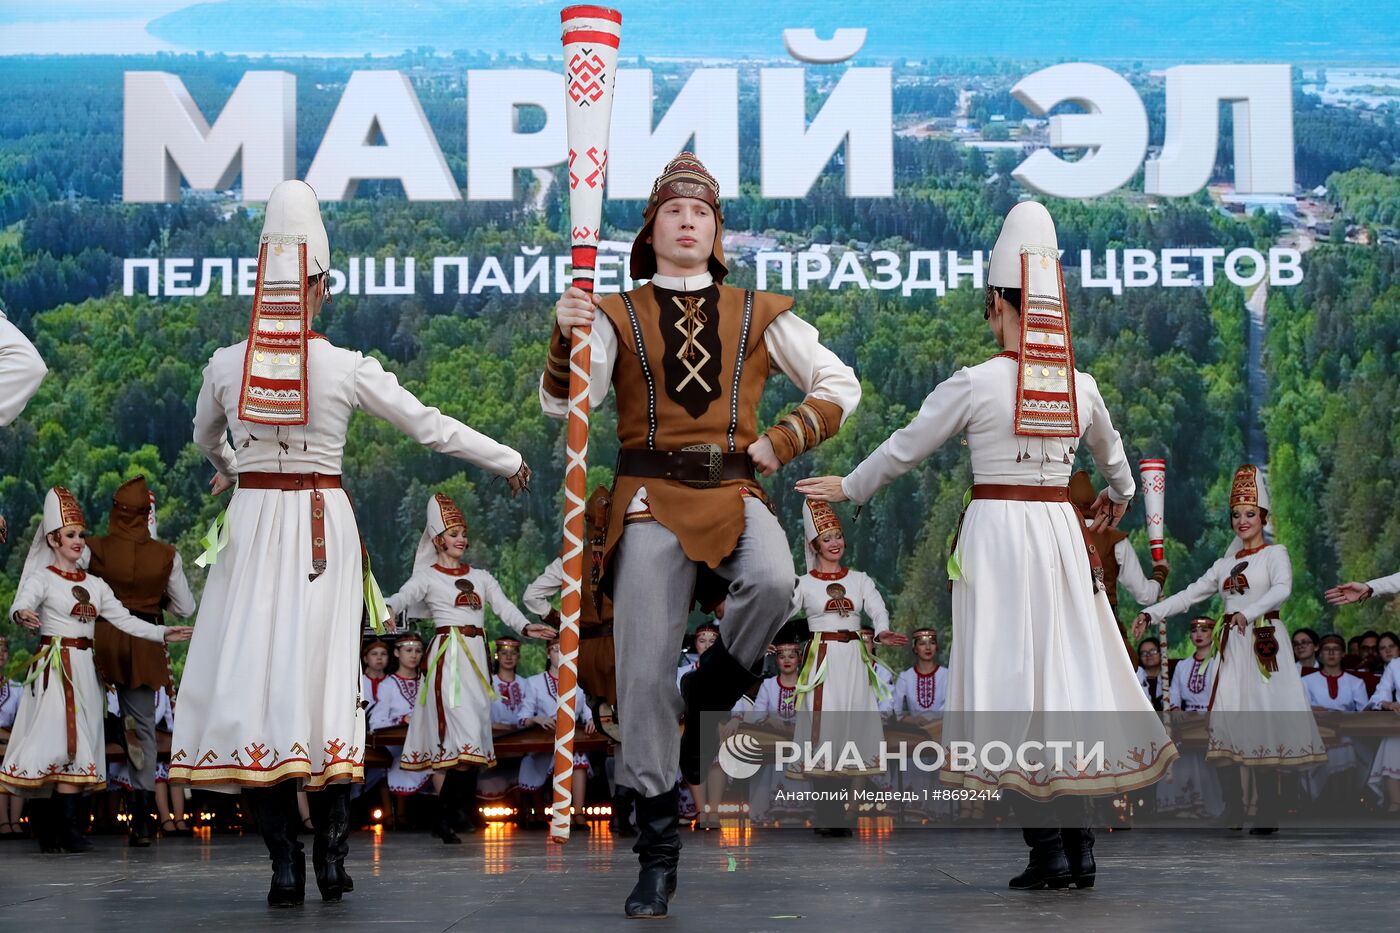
left=1, top=1, right=1397, bottom=678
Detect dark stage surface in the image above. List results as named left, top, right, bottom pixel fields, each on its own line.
left=2, top=821, right=1397, bottom=931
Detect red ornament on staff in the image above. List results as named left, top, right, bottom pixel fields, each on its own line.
left=551, top=4, right=621, bottom=845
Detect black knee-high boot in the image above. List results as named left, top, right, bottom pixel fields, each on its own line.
left=308, top=783, right=353, bottom=901
left=457, top=768, right=480, bottom=832
left=250, top=784, right=304, bottom=907
left=1218, top=764, right=1245, bottom=829
left=434, top=772, right=462, bottom=844
left=1010, top=797, right=1071, bottom=891
left=1056, top=796, right=1096, bottom=889
left=31, top=798, right=62, bottom=854
left=55, top=793, right=94, bottom=853
left=1250, top=767, right=1280, bottom=835
left=624, top=788, right=681, bottom=919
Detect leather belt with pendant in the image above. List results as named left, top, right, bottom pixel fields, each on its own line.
left=616, top=444, right=754, bottom=489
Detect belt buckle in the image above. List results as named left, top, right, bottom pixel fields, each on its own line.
left=680, top=443, right=723, bottom=489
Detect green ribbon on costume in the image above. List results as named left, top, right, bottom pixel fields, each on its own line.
left=857, top=633, right=893, bottom=703
left=21, top=638, right=64, bottom=690
left=362, top=555, right=390, bottom=636
left=421, top=627, right=496, bottom=709
left=193, top=508, right=230, bottom=569
left=1209, top=616, right=1273, bottom=683
left=794, top=635, right=829, bottom=708
left=946, top=486, right=974, bottom=583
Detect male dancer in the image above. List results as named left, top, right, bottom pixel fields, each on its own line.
left=87, top=476, right=196, bottom=846
left=541, top=153, right=859, bottom=918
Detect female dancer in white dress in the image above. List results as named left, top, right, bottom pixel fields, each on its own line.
left=2, top=487, right=190, bottom=851
left=788, top=499, right=906, bottom=835
left=172, top=180, right=528, bottom=906
left=800, top=201, right=1176, bottom=889
left=385, top=493, right=553, bottom=843
left=1135, top=464, right=1326, bottom=833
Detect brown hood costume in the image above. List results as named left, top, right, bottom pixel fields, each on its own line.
left=88, top=476, right=176, bottom=691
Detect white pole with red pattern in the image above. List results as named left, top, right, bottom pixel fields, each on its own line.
left=551, top=4, right=621, bottom=845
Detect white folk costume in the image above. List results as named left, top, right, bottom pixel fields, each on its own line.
left=1, top=488, right=169, bottom=795
left=841, top=202, right=1176, bottom=800
left=1141, top=466, right=1326, bottom=769
left=0, top=676, right=19, bottom=730
left=366, top=671, right=430, bottom=796
left=172, top=181, right=525, bottom=793
left=745, top=673, right=807, bottom=822
left=788, top=500, right=887, bottom=778
left=539, top=152, right=860, bottom=802
left=892, top=665, right=948, bottom=717
left=1156, top=630, right=1224, bottom=816
left=1365, top=658, right=1400, bottom=803
left=386, top=494, right=534, bottom=773
left=0, top=304, right=46, bottom=427
left=518, top=668, right=592, bottom=791
left=476, top=649, right=535, bottom=801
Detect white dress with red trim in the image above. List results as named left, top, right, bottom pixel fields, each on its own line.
left=175, top=339, right=521, bottom=792
left=1366, top=658, right=1400, bottom=802
left=1, top=567, right=166, bottom=795
left=842, top=355, right=1177, bottom=800
left=1144, top=543, right=1326, bottom=768
left=517, top=671, right=592, bottom=790
left=892, top=665, right=947, bottom=717
left=786, top=569, right=888, bottom=778
left=387, top=565, right=530, bottom=773
left=744, top=675, right=807, bottom=821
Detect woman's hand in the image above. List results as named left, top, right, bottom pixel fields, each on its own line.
left=12, top=609, right=40, bottom=631
left=209, top=473, right=234, bottom=496
left=1325, top=582, right=1372, bottom=605
left=523, top=623, right=557, bottom=640
left=583, top=718, right=596, bottom=735
left=1227, top=611, right=1248, bottom=634
left=1131, top=613, right=1150, bottom=641
left=163, top=626, right=194, bottom=643
left=876, top=631, right=909, bottom=647
left=794, top=475, right=849, bottom=503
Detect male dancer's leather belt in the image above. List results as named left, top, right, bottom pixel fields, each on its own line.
left=238, top=472, right=344, bottom=581
left=809, top=631, right=860, bottom=642
left=616, top=446, right=753, bottom=489
left=970, top=484, right=1069, bottom=502
left=50, top=637, right=94, bottom=650
left=435, top=625, right=485, bottom=638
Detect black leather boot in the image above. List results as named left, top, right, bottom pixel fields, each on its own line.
left=128, top=790, right=155, bottom=848
left=252, top=786, right=304, bottom=907
left=56, top=794, right=94, bottom=853
left=610, top=786, right=638, bottom=838
left=32, top=798, right=63, bottom=854
left=679, top=638, right=760, bottom=786
left=1217, top=765, right=1245, bottom=830
left=1059, top=827, right=1096, bottom=888
left=624, top=788, right=681, bottom=919
left=1249, top=767, right=1279, bottom=835
left=309, top=784, right=352, bottom=901
left=434, top=776, right=462, bottom=844
left=1009, top=827, right=1072, bottom=890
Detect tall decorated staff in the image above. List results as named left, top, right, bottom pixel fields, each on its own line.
left=1139, top=458, right=1170, bottom=708
left=552, top=3, right=621, bottom=845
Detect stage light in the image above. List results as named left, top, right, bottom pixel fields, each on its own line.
left=371, top=808, right=384, bottom=822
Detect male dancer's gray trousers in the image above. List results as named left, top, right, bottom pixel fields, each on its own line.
left=612, top=498, right=794, bottom=797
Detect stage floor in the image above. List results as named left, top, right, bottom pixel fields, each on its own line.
left=2, top=822, right=1397, bottom=931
